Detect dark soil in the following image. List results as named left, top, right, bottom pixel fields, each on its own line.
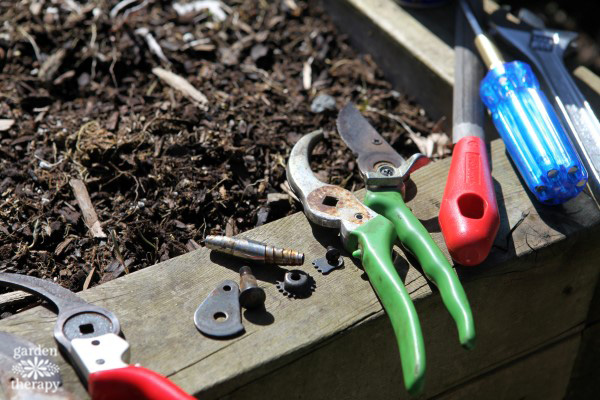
left=0, top=0, right=438, bottom=297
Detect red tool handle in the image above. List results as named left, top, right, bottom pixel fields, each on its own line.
left=88, top=365, right=195, bottom=400
left=439, top=136, right=499, bottom=266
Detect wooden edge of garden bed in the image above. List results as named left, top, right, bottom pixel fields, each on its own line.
left=1, top=137, right=599, bottom=399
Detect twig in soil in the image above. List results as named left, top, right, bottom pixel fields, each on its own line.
left=17, top=27, right=42, bottom=62
left=135, top=28, right=171, bottom=65
left=83, top=267, right=96, bottom=290
left=110, top=229, right=129, bottom=274
left=69, top=179, right=107, bottom=239
left=303, top=56, right=313, bottom=90
left=152, top=67, right=208, bottom=108
left=28, top=219, right=40, bottom=248
left=172, top=0, right=229, bottom=21
left=110, top=0, right=149, bottom=19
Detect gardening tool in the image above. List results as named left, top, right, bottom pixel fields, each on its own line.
left=0, top=273, right=193, bottom=400
left=460, top=0, right=588, bottom=205
left=491, top=12, right=600, bottom=204
left=287, top=122, right=475, bottom=394
left=439, top=0, right=499, bottom=266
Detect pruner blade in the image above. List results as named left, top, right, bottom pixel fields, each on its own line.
left=336, top=103, right=429, bottom=189
left=286, top=130, right=378, bottom=243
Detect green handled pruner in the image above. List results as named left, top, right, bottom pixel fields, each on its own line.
left=286, top=104, right=475, bottom=394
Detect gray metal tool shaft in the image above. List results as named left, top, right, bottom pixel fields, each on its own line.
left=494, top=22, right=600, bottom=203
left=453, top=0, right=485, bottom=142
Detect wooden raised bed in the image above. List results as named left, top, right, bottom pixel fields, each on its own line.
left=1, top=1, right=599, bottom=399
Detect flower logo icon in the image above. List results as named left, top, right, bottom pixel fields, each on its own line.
left=11, top=357, right=60, bottom=380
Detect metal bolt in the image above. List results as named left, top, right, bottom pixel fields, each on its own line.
left=238, top=266, right=266, bottom=309
left=325, top=246, right=341, bottom=264
left=204, top=235, right=304, bottom=265
left=378, top=165, right=394, bottom=176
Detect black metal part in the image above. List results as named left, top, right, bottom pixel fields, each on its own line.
left=312, top=246, right=344, bottom=274
left=238, top=266, right=266, bottom=309
left=194, top=280, right=244, bottom=338
left=0, top=274, right=121, bottom=360
left=275, top=270, right=316, bottom=298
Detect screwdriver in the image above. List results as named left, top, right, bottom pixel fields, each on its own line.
left=459, top=0, right=588, bottom=205
left=439, top=0, right=499, bottom=266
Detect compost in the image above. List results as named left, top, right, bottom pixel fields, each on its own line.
left=0, top=0, right=441, bottom=293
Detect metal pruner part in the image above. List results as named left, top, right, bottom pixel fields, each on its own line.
left=0, top=273, right=193, bottom=399
left=286, top=130, right=379, bottom=247
left=336, top=103, right=429, bottom=190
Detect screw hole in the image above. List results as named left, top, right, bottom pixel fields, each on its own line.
left=290, top=272, right=301, bottom=281
left=214, top=312, right=228, bottom=321
left=223, top=285, right=231, bottom=291
left=96, top=359, right=105, bottom=365
left=372, top=139, right=382, bottom=145
left=91, top=340, right=100, bottom=346
left=79, top=323, right=95, bottom=335
left=355, top=213, right=363, bottom=220
left=322, top=195, right=339, bottom=207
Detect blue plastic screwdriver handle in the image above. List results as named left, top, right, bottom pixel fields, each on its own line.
left=480, top=61, right=587, bottom=204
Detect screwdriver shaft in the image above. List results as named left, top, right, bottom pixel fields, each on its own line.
left=459, top=0, right=504, bottom=69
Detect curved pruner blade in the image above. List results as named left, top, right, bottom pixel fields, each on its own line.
left=286, top=130, right=378, bottom=237
left=0, top=273, right=88, bottom=314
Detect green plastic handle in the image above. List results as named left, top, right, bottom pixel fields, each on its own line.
left=347, top=215, right=425, bottom=395
left=363, top=190, right=476, bottom=349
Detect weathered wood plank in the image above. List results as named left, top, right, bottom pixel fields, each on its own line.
left=0, top=290, right=32, bottom=308
left=438, top=334, right=580, bottom=400
left=566, top=322, right=600, bottom=399
left=321, top=0, right=454, bottom=120
left=0, top=138, right=599, bottom=399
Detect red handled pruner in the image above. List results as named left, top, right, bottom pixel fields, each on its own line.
left=0, top=273, right=194, bottom=400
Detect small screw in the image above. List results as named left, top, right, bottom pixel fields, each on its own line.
left=372, top=139, right=382, bottom=145
left=378, top=165, right=394, bottom=176
left=238, top=266, right=266, bottom=309
left=325, top=246, right=341, bottom=264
